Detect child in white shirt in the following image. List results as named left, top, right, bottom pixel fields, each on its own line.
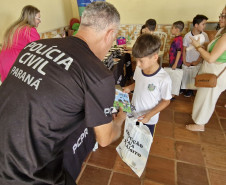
left=123, top=34, right=172, bottom=136
left=182, top=14, right=209, bottom=97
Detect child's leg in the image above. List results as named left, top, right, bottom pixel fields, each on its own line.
left=184, top=89, right=193, bottom=97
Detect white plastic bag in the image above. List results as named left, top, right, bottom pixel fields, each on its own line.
left=181, top=64, right=201, bottom=90
left=116, top=117, right=153, bottom=177
left=164, top=67, right=183, bottom=96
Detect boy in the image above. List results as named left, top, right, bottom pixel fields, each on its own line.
left=182, top=14, right=209, bottom=97
left=169, top=21, right=184, bottom=69
left=143, top=19, right=157, bottom=34
left=168, top=21, right=184, bottom=99
left=125, top=19, right=156, bottom=51
left=123, top=34, right=172, bottom=136
left=140, top=24, right=146, bottom=35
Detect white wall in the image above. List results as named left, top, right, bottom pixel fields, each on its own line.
left=107, top=0, right=225, bottom=25
left=0, top=0, right=225, bottom=43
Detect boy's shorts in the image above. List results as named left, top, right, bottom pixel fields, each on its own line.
left=143, top=124, right=156, bottom=137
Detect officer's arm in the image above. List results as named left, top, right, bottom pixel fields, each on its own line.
left=94, top=108, right=126, bottom=147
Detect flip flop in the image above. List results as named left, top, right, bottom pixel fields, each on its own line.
left=186, top=124, right=205, bottom=132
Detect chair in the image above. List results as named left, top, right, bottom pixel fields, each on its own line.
left=153, top=31, right=167, bottom=67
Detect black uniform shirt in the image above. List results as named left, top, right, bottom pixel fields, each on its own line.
left=0, top=37, right=115, bottom=184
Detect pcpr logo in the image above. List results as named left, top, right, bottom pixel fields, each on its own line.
left=104, top=107, right=117, bottom=116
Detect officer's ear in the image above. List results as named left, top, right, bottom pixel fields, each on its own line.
left=104, top=28, right=116, bottom=44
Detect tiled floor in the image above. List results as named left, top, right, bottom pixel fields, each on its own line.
left=76, top=90, right=226, bottom=185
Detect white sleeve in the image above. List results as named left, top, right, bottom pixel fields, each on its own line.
left=160, top=75, right=172, bottom=100
left=183, top=34, right=190, bottom=47
left=203, top=32, right=209, bottom=42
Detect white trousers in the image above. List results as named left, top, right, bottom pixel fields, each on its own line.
left=192, top=61, right=226, bottom=125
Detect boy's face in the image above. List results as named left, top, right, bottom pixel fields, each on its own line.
left=171, top=26, right=178, bottom=35
left=141, top=28, right=146, bottom=34
left=143, top=27, right=154, bottom=34
left=136, top=54, right=158, bottom=70
left=195, top=19, right=207, bottom=32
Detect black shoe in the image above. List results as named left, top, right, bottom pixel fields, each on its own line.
left=184, top=90, right=192, bottom=97
left=180, top=89, right=184, bottom=94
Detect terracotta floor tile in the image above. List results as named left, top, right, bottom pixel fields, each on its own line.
left=109, top=172, right=141, bottom=185
left=202, top=144, right=226, bottom=170
left=110, top=135, right=123, bottom=148
left=208, top=168, right=226, bottom=185
left=177, top=162, right=209, bottom=185
left=205, top=112, right=222, bottom=130
left=175, top=141, right=205, bottom=166
left=113, top=155, right=137, bottom=177
left=174, top=112, right=193, bottom=125
left=88, top=145, right=117, bottom=169
left=216, top=98, right=226, bottom=107
left=75, top=91, right=226, bottom=185
left=150, top=135, right=175, bottom=159
left=216, top=92, right=226, bottom=107
left=77, top=165, right=111, bottom=185
left=167, top=101, right=175, bottom=110
left=220, top=118, right=226, bottom=133
left=159, top=108, right=174, bottom=123
left=145, top=155, right=175, bottom=185
left=171, top=101, right=193, bottom=114
left=174, top=124, right=200, bottom=143
left=143, top=179, right=164, bottom=185
left=200, top=128, right=226, bottom=146
left=155, top=121, right=174, bottom=138
left=174, top=93, right=193, bottom=102
left=219, top=90, right=226, bottom=98
left=215, top=106, right=226, bottom=119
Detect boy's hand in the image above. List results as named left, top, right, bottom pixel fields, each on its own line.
left=172, top=63, right=177, bottom=70
left=191, top=61, right=198, bottom=66
left=137, top=114, right=151, bottom=124
left=184, top=62, right=191, bottom=67
left=122, top=86, right=131, bottom=94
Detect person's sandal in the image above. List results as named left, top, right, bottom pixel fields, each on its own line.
left=186, top=124, right=205, bottom=132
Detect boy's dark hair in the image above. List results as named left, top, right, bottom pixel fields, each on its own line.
left=145, top=19, right=157, bottom=31
left=132, top=33, right=161, bottom=58
left=173, top=21, right=184, bottom=32
left=193, top=14, right=208, bottom=26
left=140, top=24, right=146, bottom=34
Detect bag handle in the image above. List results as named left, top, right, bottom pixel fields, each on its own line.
left=195, top=66, right=226, bottom=79
left=135, top=121, right=142, bottom=127
left=117, top=36, right=125, bottom=39
left=217, top=67, right=226, bottom=79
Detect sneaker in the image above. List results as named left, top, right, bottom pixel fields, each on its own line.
left=184, top=90, right=192, bottom=97
left=179, top=89, right=184, bottom=94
